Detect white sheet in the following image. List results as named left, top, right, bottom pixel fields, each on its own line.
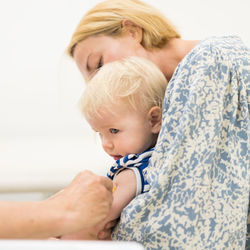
left=0, top=240, right=144, bottom=250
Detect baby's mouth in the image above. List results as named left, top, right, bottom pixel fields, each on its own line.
left=111, top=155, right=122, bottom=161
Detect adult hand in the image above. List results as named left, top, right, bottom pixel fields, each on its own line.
left=59, top=218, right=118, bottom=241
left=97, top=219, right=118, bottom=240
left=47, top=170, right=113, bottom=236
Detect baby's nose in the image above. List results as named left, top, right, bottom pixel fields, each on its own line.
left=101, top=137, right=113, bottom=151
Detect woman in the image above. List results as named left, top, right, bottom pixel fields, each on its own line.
left=0, top=170, right=113, bottom=239
left=67, top=0, right=250, bottom=248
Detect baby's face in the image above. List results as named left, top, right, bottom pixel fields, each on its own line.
left=87, top=103, right=157, bottom=161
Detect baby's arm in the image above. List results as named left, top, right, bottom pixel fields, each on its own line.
left=60, top=169, right=137, bottom=240
left=108, top=169, right=137, bottom=220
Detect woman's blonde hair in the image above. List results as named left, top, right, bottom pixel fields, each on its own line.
left=68, top=0, right=180, bottom=57
left=79, top=56, right=167, bottom=120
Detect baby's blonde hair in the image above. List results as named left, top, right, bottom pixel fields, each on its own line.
left=79, top=56, right=167, bottom=121
left=68, top=0, right=180, bottom=57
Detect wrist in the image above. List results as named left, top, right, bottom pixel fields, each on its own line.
left=42, top=196, right=85, bottom=237
left=38, top=199, right=68, bottom=237
left=0, top=200, right=66, bottom=239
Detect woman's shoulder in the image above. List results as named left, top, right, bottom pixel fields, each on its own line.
left=178, top=35, right=249, bottom=71
left=200, top=35, right=244, bottom=46
left=194, top=35, right=249, bottom=60
left=170, top=35, right=249, bottom=87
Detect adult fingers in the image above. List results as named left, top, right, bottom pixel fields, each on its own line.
left=100, top=176, right=113, bottom=192
left=97, top=229, right=112, bottom=240
left=104, top=219, right=118, bottom=230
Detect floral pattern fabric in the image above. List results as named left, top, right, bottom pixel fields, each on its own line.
left=112, top=36, right=250, bottom=249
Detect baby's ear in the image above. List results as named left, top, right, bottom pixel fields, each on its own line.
left=147, top=106, right=162, bottom=134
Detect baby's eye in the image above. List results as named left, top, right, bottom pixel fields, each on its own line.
left=109, top=128, right=119, bottom=134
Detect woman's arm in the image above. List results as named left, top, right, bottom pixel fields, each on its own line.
left=0, top=170, right=113, bottom=239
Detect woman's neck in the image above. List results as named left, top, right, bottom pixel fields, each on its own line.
left=148, top=38, right=199, bottom=81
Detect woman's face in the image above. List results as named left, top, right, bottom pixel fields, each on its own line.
left=73, top=34, right=148, bottom=79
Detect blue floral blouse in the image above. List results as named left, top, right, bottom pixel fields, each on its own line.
left=112, top=36, right=250, bottom=249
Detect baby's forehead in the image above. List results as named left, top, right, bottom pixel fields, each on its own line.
left=88, top=102, right=146, bottom=127
left=97, top=100, right=132, bottom=116
left=87, top=108, right=119, bottom=124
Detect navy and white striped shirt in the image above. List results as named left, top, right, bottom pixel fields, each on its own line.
left=107, top=148, right=154, bottom=195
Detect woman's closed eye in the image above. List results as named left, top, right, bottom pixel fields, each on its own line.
left=97, top=56, right=103, bottom=69
left=109, top=128, right=119, bottom=134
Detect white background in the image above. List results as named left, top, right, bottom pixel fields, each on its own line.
left=0, top=0, right=249, bottom=196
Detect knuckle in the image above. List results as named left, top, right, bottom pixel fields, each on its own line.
left=95, top=176, right=103, bottom=183
left=88, top=176, right=101, bottom=187
left=98, top=185, right=107, bottom=195
left=80, top=170, right=93, bottom=176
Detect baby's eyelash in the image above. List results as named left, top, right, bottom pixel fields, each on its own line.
left=109, top=128, right=119, bottom=134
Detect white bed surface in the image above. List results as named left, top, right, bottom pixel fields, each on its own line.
left=0, top=240, right=144, bottom=249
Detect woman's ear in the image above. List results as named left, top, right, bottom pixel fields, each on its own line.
left=147, top=106, right=162, bottom=134
left=121, top=19, right=143, bottom=43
